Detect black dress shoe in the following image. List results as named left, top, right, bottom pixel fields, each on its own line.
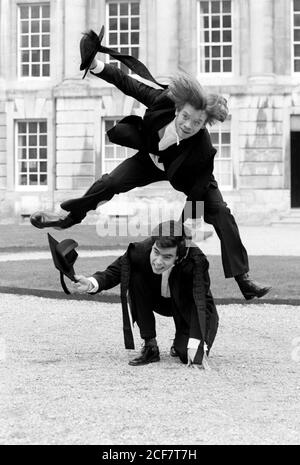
left=128, top=345, right=160, bottom=366
left=235, top=273, right=271, bottom=300
left=30, top=211, right=77, bottom=230
left=170, top=344, right=179, bottom=357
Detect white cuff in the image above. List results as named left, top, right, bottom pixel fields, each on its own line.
left=87, top=277, right=99, bottom=293
left=187, top=338, right=201, bottom=350
left=90, top=59, right=105, bottom=74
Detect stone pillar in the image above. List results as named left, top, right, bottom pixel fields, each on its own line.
left=249, top=0, right=274, bottom=82
left=63, top=0, right=87, bottom=80
left=0, top=0, right=12, bottom=82
left=153, top=0, right=179, bottom=79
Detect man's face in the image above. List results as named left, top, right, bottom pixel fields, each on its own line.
left=175, top=103, right=207, bottom=140
left=150, top=242, right=178, bottom=274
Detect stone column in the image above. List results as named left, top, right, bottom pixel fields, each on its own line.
left=153, top=0, right=179, bottom=79
left=249, top=0, right=275, bottom=82
left=63, top=0, right=87, bottom=80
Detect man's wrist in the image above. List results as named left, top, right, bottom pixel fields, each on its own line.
left=87, top=277, right=99, bottom=293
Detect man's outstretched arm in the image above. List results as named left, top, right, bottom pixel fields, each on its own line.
left=91, top=60, right=165, bottom=108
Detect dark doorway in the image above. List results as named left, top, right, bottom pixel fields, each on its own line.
left=291, top=131, right=300, bottom=208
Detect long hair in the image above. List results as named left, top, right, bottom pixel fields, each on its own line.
left=168, top=73, right=207, bottom=111
left=168, top=73, right=228, bottom=125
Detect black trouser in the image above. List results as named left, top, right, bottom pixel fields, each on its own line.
left=128, top=270, right=218, bottom=365
left=61, top=151, right=248, bottom=278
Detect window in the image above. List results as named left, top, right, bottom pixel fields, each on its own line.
left=16, top=121, right=48, bottom=188
left=106, top=1, right=140, bottom=74
left=210, top=119, right=232, bottom=188
left=293, top=0, right=300, bottom=72
left=18, top=3, right=50, bottom=77
left=198, top=0, right=232, bottom=73
left=103, top=119, right=135, bottom=172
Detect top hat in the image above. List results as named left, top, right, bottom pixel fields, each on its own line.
left=48, top=233, right=78, bottom=294
left=80, top=26, right=105, bottom=79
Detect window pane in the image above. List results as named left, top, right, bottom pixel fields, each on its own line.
left=42, top=20, right=50, bottom=33
left=120, top=3, right=128, bottom=15
left=32, top=64, right=40, bottom=76
left=131, top=17, right=139, bottom=30
left=131, top=3, right=140, bottom=15
left=43, top=50, right=50, bottom=61
left=109, top=32, right=118, bottom=45
left=294, top=29, right=300, bottom=41
left=109, top=3, right=118, bottom=15
left=40, top=174, right=47, bottom=185
left=31, top=35, right=40, bottom=47
left=223, top=15, right=231, bottom=28
left=31, top=6, right=40, bottom=18
left=29, top=174, right=38, bottom=185
left=21, top=21, right=29, bottom=33
left=20, top=6, right=29, bottom=19
left=40, top=162, right=47, bottom=172
left=29, top=148, right=37, bottom=159
left=295, top=44, right=300, bottom=56
left=223, top=45, right=231, bottom=57
left=211, top=16, right=220, bottom=28
left=212, top=46, right=221, bottom=57
left=42, top=35, right=50, bottom=47
left=40, top=135, right=47, bottom=145
left=223, top=60, right=232, bottom=71
left=294, top=0, right=300, bottom=12
left=21, top=35, right=29, bottom=47
left=120, top=32, right=129, bottom=44
left=221, top=132, right=230, bottom=144
left=294, top=14, right=300, bottom=27
left=32, top=50, right=40, bottom=62
left=21, top=64, right=29, bottom=75
left=294, top=59, right=300, bottom=71
left=40, top=148, right=47, bottom=158
left=211, top=2, right=220, bottom=13
left=223, top=30, right=232, bottom=42
left=109, top=18, right=118, bottom=30
left=222, top=1, right=231, bottom=13
left=39, top=122, right=47, bottom=133
left=42, top=64, right=50, bottom=76
left=22, top=50, right=30, bottom=63
left=212, top=30, right=220, bottom=42
left=200, top=1, right=209, bottom=14
left=210, top=132, right=219, bottom=144
left=29, top=135, right=37, bottom=146
left=31, top=21, right=40, bottom=33
left=29, top=122, right=37, bottom=132
left=18, top=122, right=27, bottom=133
left=19, top=135, right=27, bottom=146
left=120, top=17, right=128, bottom=30
left=42, top=5, right=50, bottom=18
left=131, top=32, right=139, bottom=45
left=20, top=175, right=28, bottom=185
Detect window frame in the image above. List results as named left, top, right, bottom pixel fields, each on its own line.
left=105, top=0, right=141, bottom=74
left=15, top=119, right=49, bottom=191
left=101, top=118, right=136, bottom=173
left=209, top=116, right=233, bottom=190
left=292, top=0, right=300, bottom=74
left=17, top=2, right=51, bottom=80
left=197, top=0, right=235, bottom=78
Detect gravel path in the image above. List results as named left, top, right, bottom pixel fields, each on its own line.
left=1, top=294, right=300, bottom=445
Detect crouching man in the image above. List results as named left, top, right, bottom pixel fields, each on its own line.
left=73, top=221, right=219, bottom=369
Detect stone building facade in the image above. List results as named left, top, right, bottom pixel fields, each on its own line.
left=0, top=0, right=300, bottom=224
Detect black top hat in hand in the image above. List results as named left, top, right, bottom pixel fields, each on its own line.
left=48, top=233, right=79, bottom=294
left=80, top=26, right=105, bottom=79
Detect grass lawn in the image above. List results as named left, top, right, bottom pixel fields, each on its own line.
left=1, top=254, right=299, bottom=301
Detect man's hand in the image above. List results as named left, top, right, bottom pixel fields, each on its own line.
left=72, top=275, right=93, bottom=294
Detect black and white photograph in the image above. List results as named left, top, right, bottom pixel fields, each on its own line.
left=0, top=0, right=300, bottom=449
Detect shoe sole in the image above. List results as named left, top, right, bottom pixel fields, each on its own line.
left=128, top=356, right=160, bottom=366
